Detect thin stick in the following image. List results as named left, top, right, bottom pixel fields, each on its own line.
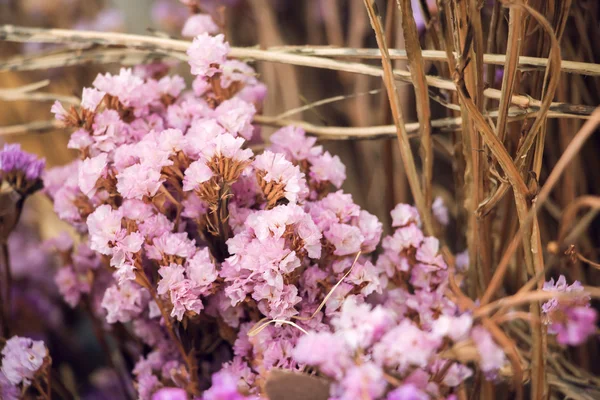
left=396, top=0, right=433, bottom=211
left=272, top=46, right=600, bottom=77
left=1, top=26, right=595, bottom=113
left=362, top=0, right=434, bottom=235
left=480, top=107, right=600, bottom=306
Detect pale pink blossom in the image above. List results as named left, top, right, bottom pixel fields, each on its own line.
left=157, top=263, right=186, bottom=296
left=309, top=151, right=346, bottom=188
left=187, top=33, right=229, bottom=77
left=183, top=160, right=214, bottom=191
left=87, top=205, right=123, bottom=255
left=324, top=223, right=364, bottom=256
left=181, top=14, right=219, bottom=37
left=186, top=249, right=218, bottom=288
left=1, top=336, right=48, bottom=386
left=78, top=153, right=108, bottom=198
left=81, top=87, right=106, bottom=111
left=169, top=280, right=204, bottom=320
left=269, top=126, right=321, bottom=161
left=215, top=98, right=256, bottom=140
left=116, top=163, right=163, bottom=200
left=254, top=151, right=308, bottom=203
left=51, top=101, right=69, bottom=122
left=146, top=232, right=197, bottom=261
left=391, top=203, right=421, bottom=227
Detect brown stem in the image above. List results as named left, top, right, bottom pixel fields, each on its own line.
left=1, top=242, right=11, bottom=338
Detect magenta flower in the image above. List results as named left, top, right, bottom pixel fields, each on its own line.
left=152, top=387, right=188, bottom=400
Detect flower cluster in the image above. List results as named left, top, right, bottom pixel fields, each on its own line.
left=40, top=19, right=598, bottom=400
left=0, top=335, right=49, bottom=399
left=542, top=275, right=597, bottom=345
left=0, top=143, right=45, bottom=197
left=291, top=206, right=501, bottom=399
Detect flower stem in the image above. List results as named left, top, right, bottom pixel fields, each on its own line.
left=1, top=242, right=11, bottom=338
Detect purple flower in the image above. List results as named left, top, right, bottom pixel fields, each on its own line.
left=549, top=306, right=597, bottom=346
left=0, top=143, right=45, bottom=183
left=0, top=336, right=48, bottom=386
left=0, top=372, right=19, bottom=400
left=542, top=275, right=597, bottom=345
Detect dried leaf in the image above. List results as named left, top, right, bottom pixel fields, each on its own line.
left=263, top=369, right=330, bottom=400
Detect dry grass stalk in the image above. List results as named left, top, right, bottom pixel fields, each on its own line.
left=362, top=0, right=434, bottom=235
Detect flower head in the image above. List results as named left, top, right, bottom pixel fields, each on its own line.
left=1, top=336, right=48, bottom=386
left=187, top=33, right=230, bottom=77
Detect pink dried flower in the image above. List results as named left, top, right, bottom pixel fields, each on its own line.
left=549, top=306, right=597, bottom=346
left=332, top=297, right=394, bottom=350
left=81, top=87, right=106, bottom=111
left=215, top=98, right=256, bottom=140
left=93, top=68, right=149, bottom=108
left=203, top=370, right=251, bottom=400
left=87, top=205, right=123, bottom=255
left=391, top=203, right=421, bottom=227
left=101, top=281, right=147, bottom=324
left=432, top=196, right=449, bottom=226
left=471, top=326, right=506, bottom=379
left=0, top=371, right=19, bottom=400
left=269, top=126, right=321, bottom=162
left=541, top=275, right=597, bottom=345
left=51, top=101, right=69, bottom=122
left=335, top=362, right=386, bottom=400
left=157, top=263, right=186, bottom=296
left=387, top=384, right=429, bottom=400
left=169, top=279, right=204, bottom=320
left=254, top=151, right=308, bottom=204
left=152, top=387, right=188, bottom=400
left=78, top=153, right=108, bottom=198
left=202, top=133, right=253, bottom=164
left=292, top=332, right=352, bottom=379
left=182, top=14, right=220, bottom=37
left=373, top=320, right=441, bottom=372
left=309, top=151, right=346, bottom=188
left=324, top=223, right=364, bottom=256
left=146, top=232, right=197, bottom=261
left=1, top=336, right=48, bottom=386
left=55, top=265, right=91, bottom=307
left=220, top=60, right=258, bottom=89
left=116, top=163, right=164, bottom=200
left=187, top=33, right=230, bottom=77
left=183, top=160, right=214, bottom=191
left=186, top=248, right=218, bottom=288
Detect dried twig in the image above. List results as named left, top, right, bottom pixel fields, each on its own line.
left=362, top=0, right=433, bottom=234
